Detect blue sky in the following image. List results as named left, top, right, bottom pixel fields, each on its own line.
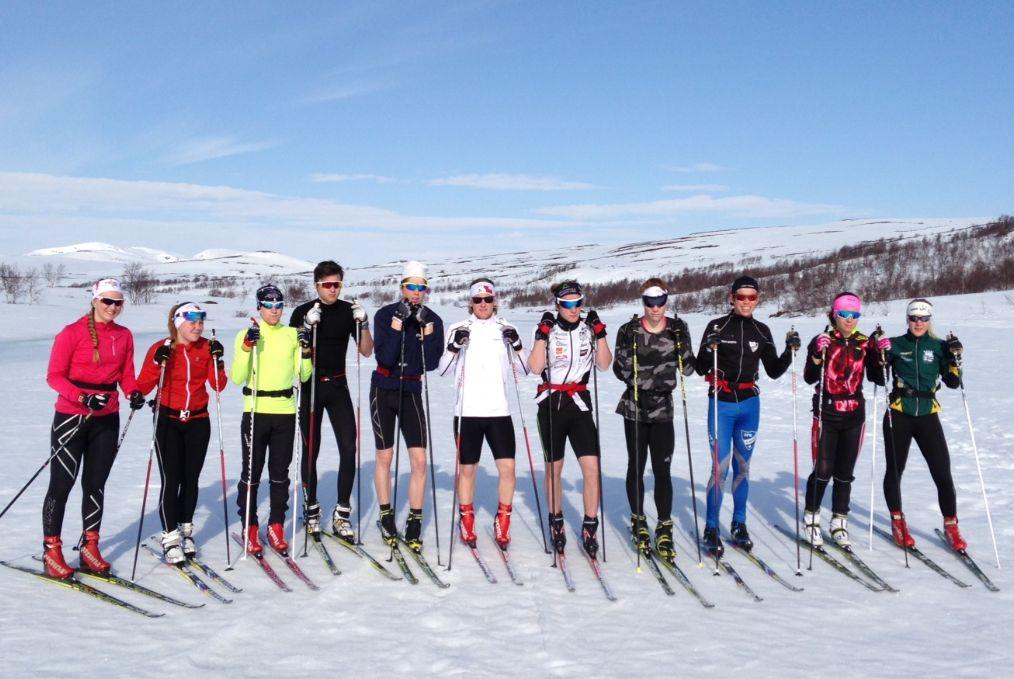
left=1, top=1, right=1010, bottom=264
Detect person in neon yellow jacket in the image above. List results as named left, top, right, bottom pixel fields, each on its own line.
left=231, top=284, right=312, bottom=555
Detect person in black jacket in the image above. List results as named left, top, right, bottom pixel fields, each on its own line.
left=370, top=261, right=444, bottom=552
left=695, top=275, right=799, bottom=555
left=290, top=260, right=374, bottom=542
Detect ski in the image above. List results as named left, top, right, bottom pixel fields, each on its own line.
left=651, top=550, right=715, bottom=608
left=463, top=539, right=498, bottom=584
left=871, top=524, right=970, bottom=588
left=398, top=537, right=451, bottom=589
left=486, top=528, right=523, bottom=586
left=628, top=532, right=675, bottom=596
left=729, top=544, right=804, bottom=592
left=824, top=539, right=899, bottom=592
left=321, top=530, right=401, bottom=581
left=556, top=552, right=576, bottom=592
left=307, top=531, right=341, bottom=576
left=33, top=555, right=203, bottom=609
left=713, top=556, right=763, bottom=602
left=579, top=546, right=617, bottom=601
left=230, top=533, right=292, bottom=592
left=142, top=543, right=234, bottom=604
left=374, top=521, right=418, bottom=584
left=1, top=560, right=164, bottom=618
left=264, top=541, right=320, bottom=591
left=934, top=528, right=999, bottom=592
left=774, top=524, right=882, bottom=591
left=186, top=555, right=243, bottom=593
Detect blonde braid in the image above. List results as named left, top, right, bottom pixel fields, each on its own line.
left=88, top=307, right=100, bottom=364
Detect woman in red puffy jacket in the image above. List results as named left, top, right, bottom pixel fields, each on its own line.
left=137, top=302, right=227, bottom=564
left=43, top=278, right=145, bottom=578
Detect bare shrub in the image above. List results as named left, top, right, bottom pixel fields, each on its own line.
left=121, top=262, right=157, bottom=304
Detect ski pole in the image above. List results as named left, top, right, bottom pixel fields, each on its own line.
left=291, top=352, right=303, bottom=551
left=789, top=334, right=802, bottom=574
left=302, top=324, right=318, bottom=558
left=674, top=326, right=702, bottom=566
left=544, top=324, right=558, bottom=567
left=808, top=345, right=826, bottom=571
left=709, top=325, right=721, bottom=574
left=868, top=380, right=879, bottom=552
left=446, top=342, right=467, bottom=570
left=388, top=323, right=407, bottom=561
left=420, top=331, right=442, bottom=565
left=211, top=329, right=231, bottom=565
left=233, top=320, right=260, bottom=567
left=590, top=311, right=606, bottom=562
left=878, top=328, right=909, bottom=568
left=951, top=337, right=1000, bottom=569
left=130, top=339, right=171, bottom=581
left=0, top=413, right=92, bottom=522
left=355, top=320, right=362, bottom=545
left=632, top=319, right=641, bottom=571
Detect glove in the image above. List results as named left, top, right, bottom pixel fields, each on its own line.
left=785, top=329, right=801, bottom=351
left=153, top=344, right=171, bottom=365
left=502, top=326, right=522, bottom=351
left=535, top=312, right=556, bottom=341
left=297, top=327, right=311, bottom=349
left=869, top=329, right=891, bottom=352
left=447, top=326, right=470, bottom=353
left=303, top=302, right=321, bottom=328
left=128, top=390, right=145, bottom=411
left=415, top=304, right=428, bottom=325
left=243, top=324, right=260, bottom=347
left=351, top=301, right=368, bottom=325
left=208, top=339, right=224, bottom=359
left=815, top=333, right=831, bottom=353
left=704, top=330, right=721, bottom=349
left=585, top=310, right=606, bottom=339
left=947, top=334, right=963, bottom=356
left=81, top=393, right=109, bottom=411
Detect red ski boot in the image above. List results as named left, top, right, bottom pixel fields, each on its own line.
left=493, top=503, right=512, bottom=548
left=42, top=536, right=74, bottom=580
left=79, top=531, right=110, bottom=573
left=458, top=503, right=477, bottom=544
left=943, top=516, right=967, bottom=552
left=890, top=511, right=916, bottom=548
left=266, top=522, right=288, bottom=554
left=244, top=524, right=263, bottom=555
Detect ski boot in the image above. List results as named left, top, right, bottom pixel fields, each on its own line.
left=702, top=526, right=724, bottom=557
left=943, top=516, right=967, bottom=551
left=890, top=511, right=916, bottom=548
left=804, top=510, right=823, bottom=547
left=654, top=520, right=676, bottom=561
left=42, top=536, right=74, bottom=580
left=303, top=502, right=321, bottom=536
left=404, top=509, right=423, bottom=553
left=266, top=522, right=289, bottom=554
left=331, top=504, right=355, bottom=542
left=493, top=503, right=512, bottom=548
left=179, top=522, right=196, bottom=558
left=458, top=503, right=477, bottom=545
left=161, top=529, right=186, bottom=566
left=243, top=524, right=263, bottom=556
left=830, top=513, right=851, bottom=549
left=630, top=513, right=650, bottom=551
left=730, top=520, right=754, bottom=552
left=582, top=516, right=600, bottom=559
left=379, top=506, right=398, bottom=546
left=549, top=512, right=566, bottom=554
left=79, top=531, right=111, bottom=573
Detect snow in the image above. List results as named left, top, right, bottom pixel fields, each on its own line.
left=1, top=247, right=1012, bottom=677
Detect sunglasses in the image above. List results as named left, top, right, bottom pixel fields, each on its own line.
left=908, top=315, right=931, bottom=323
left=557, top=297, right=583, bottom=309
left=402, top=283, right=429, bottom=293
left=471, top=296, right=495, bottom=305
left=733, top=293, right=758, bottom=302
left=835, top=310, right=861, bottom=320
left=259, top=301, right=284, bottom=309
left=642, top=294, right=668, bottom=308
left=317, top=281, right=342, bottom=290
left=98, top=298, right=125, bottom=307
left=177, top=311, right=207, bottom=322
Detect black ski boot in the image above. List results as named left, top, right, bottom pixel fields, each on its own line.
left=702, top=526, right=724, bottom=557
left=730, top=521, right=753, bottom=552
left=630, top=514, right=650, bottom=550
left=303, top=502, right=321, bottom=536
left=549, top=512, right=566, bottom=554
left=582, top=516, right=600, bottom=559
left=379, top=505, right=398, bottom=545
left=655, top=519, right=676, bottom=561
left=404, top=509, right=423, bottom=553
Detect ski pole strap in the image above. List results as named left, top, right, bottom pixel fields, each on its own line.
left=374, top=365, right=421, bottom=381
left=157, top=406, right=209, bottom=422
left=70, top=379, right=117, bottom=392
left=241, top=387, right=294, bottom=398
left=704, top=374, right=756, bottom=393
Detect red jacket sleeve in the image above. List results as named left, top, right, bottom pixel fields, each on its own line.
left=118, top=330, right=139, bottom=396
left=207, top=346, right=228, bottom=392
left=136, top=340, right=163, bottom=395
left=46, top=325, right=83, bottom=403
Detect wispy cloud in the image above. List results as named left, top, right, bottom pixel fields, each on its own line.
left=301, top=80, right=388, bottom=104
left=536, top=194, right=845, bottom=220
left=164, top=136, right=276, bottom=165
left=661, top=184, right=729, bottom=193
left=663, top=162, right=727, bottom=174
left=429, top=173, right=598, bottom=191
left=309, top=172, right=398, bottom=184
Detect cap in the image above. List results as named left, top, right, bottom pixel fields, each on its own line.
left=256, top=284, right=283, bottom=303
left=402, top=260, right=427, bottom=281
left=92, top=278, right=122, bottom=299
left=731, top=276, right=759, bottom=293
left=906, top=298, right=933, bottom=317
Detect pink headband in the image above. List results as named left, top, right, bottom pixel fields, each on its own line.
left=832, top=293, right=862, bottom=314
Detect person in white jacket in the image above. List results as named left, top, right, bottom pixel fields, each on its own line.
left=438, top=278, right=529, bottom=548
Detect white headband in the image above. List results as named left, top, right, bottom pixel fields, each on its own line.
left=469, top=281, right=495, bottom=298
left=92, top=278, right=122, bottom=299
left=642, top=286, right=667, bottom=298
left=173, top=302, right=204, bottom=328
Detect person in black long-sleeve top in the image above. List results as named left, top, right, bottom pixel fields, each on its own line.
left=371, top=261, right=444, bottom=552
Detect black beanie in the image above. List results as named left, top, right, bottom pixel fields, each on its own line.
left=256, top=284, right=284, bottom=303
left=731, top=276, right=759, bottom=293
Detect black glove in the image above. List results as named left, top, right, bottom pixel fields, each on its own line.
left=502, top=326, right=522, bottom=351
left=297, top=327, right=311, bottom=349
left=81, top=393, right=109, bottom=411
left=153, top=343, right=171, bottom=365
left=244, top=324, right=260, bottom=346
left=535, top=312, right=556, bottom=341
left=785, top=329, right=801, bottom=351
left=585, top=310, right=606, bottom=339
left=947, top=334, right=963, bottom=356
left=128, top=390, right=145, bottom=411
left=448, top=326, right=470, bottom=353
left=394, top=301, right=412, bottom=324
left=414, top=304, right=428, bottom=325
left=208, top=339, right=224, bottom=359
left=704, top=330, right=721, bottom=349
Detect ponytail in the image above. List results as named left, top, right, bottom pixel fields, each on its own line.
left=87, top=308, right=100, bottom=364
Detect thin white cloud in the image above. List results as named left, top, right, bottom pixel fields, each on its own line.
left=664, top=162, right=727, bottom=174
left=536, top=194, right=845, bottom=220
left=309, top=172, right=398, bottom=184
left=301, top=80, right=387, bottom=104
left=164, top=136, right=277, bottom=165
left=661, top=184, right=729, bottom=193
left=429, top=173, right=598, bottom=191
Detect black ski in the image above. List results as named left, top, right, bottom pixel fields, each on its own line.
left=485, top=529, right=523, bottom=586
left=33, top=555, right=203, bottom=609
left=230, top=533, right=292, bottom=592
left=871, top=525, right=969, bottom=588
left=142, top=543, right=233, bottom=604
left=306, top=531, right=341, bottom=576
left=375, top=521, right=418, bottom=584
left=713, top=555, right=763, bottom=602
left=650, top=549, right=715, bottom=608
left=629, top=532, right=675, bottom=596
left=322, top=530, right=401, bottom=581
left=1, top=561, right=164, bottom=618
left=934, top=528, right=999, bottom=592
left=729, top=544, right=804, bottom=592
left=823, top=539, right=899, bottom=592
left=398, top=537, right=450, bottom=588
left=774, top=524, right=882, bottom=591
left=186, top=555, right=243, bottom=593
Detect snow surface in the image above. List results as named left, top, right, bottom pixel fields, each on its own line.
left=0, top=251, right=1011, bottom=677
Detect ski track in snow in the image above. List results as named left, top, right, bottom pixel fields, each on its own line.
left=1, top=293, right=1013, bottom=677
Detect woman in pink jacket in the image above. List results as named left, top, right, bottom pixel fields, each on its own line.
left=42, top=278, right=145, bottom=578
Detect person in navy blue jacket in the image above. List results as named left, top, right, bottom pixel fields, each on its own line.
left=371, top=261, right=444, bottom=552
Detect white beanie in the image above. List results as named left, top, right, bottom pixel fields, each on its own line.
left=402, top=260, right=427, bottom=281
left=906, top=298, right=933, bottom=317
left=92, top=278, right=122, bottom=299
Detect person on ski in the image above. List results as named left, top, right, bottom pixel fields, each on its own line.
left=231, top=284, right=312, bottom=556
left=371, top=261, right=444, bottom=552
left=801, top=292, right=887, bottom=548
left=289, top=261, right=373, bottom=542
left=881, top=298, right=968, bottom=550
left=613, top=278, right=694, bottom=561
left=528, top=280, right=612, bottom=558
left=696, top=275, right=799, bottom=555
left=42, top=278, right=145, bottom=578
left=137, top=302, right=227, bottom=564
left=438, top=278, right=529, bottom=549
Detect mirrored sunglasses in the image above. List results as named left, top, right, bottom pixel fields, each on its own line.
left=835, top=310, right=861, bottom=320
left=402, top=283, right=429, bottom=293
left=557, top=297, right=583, bottom=309
left=98, top=297, right=125, bottom=307
left=177, top=310, right=207, bottom=322
left=908, top=315, right=931, bottom=323
left=642, top=294, right=668, bottom=308
left=471, top=296, right=495, bottom=304
left=734, top=293, right=758, bottom=302
left=317, top=281, right=343, bottom=290
left=259, top=301, right=284, bottom=309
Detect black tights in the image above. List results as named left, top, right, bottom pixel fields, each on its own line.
left=883, top=411, right=956, bottom=517
left=624, top=419, right=675, bottom=519
left=155, top=415, right=210, bottom=530
left=805, top=416, right=864, bottom=514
